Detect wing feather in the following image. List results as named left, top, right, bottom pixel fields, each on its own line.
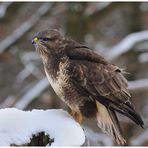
left=68, top=60, right=130, bottom=105
left=67, top=47, right=143, bottom=126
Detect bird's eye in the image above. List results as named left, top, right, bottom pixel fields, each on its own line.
left=41, top=37, right=50, bottom=42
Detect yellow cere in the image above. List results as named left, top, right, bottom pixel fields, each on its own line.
left=34, top=37, right=39, bottom=42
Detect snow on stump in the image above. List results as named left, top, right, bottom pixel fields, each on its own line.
left=0, top=108, right=85, bottom=146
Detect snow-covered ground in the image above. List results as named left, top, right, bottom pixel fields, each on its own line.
left=0, top=108, right=85, bottom=146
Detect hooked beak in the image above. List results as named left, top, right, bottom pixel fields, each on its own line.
left=32, top=37, right=39, bottom=45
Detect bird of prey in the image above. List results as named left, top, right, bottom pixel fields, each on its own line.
left=32, top=29, right=144, bottom=145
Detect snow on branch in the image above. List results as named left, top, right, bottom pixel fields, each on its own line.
left=0, top=108, right=85, bottom=146
left=106, top=30, right=148, bottom=60
left=138, top=52, right=148, bottom=63
left=128, top=78, right=148, bottom=91
left=0, top=3, right=52, bottom=54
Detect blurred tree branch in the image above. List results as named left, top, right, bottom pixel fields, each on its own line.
left=0, top=2, right=12, bottom=19
left=14, top=77, right=49, bottom=109
left=128, top=78, right=148, bottom=91
left=0, top=3, right=53, bottom=54
left=105, top=30, right=148, bottom=60
left=130, top=129, right=148, bottom=146
left=87, top=2, right=126, bottom=22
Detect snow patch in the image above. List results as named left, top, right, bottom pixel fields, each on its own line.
left=0, top=108, right=85, bottom=146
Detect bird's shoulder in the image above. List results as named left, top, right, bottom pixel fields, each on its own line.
left=63, top=55, right=131, bottom=105
left=62, top=41, right=109, bottom=65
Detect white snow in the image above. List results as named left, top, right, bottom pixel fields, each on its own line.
left=0, top=108, right=85, bottom=146
left=105, top=30, right=148, bottom=60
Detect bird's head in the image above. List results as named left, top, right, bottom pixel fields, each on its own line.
left=32, top=29, right=62, bottom=56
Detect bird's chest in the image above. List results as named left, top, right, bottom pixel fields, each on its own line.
left=45, top=69, right=67, bottom=102
left=44, top=59, right=83, bottom=109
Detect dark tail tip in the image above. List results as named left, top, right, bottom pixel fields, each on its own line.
left=109, top=102, right=144, bottom=128
left=138, top=117, right=144, bottom=128
left=130, top=111, right=144, bottom=128
left=141, top=124, right=144, bottom=129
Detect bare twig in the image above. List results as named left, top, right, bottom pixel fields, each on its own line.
left=0, top=3, right=52, bottom=54
left=106, top=30, right=148, bottom=60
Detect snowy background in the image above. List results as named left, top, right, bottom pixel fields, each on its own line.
left=0, top=2, right=147, bottom=146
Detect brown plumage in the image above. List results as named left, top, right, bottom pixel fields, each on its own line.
left=32, top=29, right=144, bottom=145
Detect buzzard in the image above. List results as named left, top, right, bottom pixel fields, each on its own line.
left=32, top=29, right=144, bottom=145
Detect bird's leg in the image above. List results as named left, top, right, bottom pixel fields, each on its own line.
left=70, top=110, right=83, bottom=124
